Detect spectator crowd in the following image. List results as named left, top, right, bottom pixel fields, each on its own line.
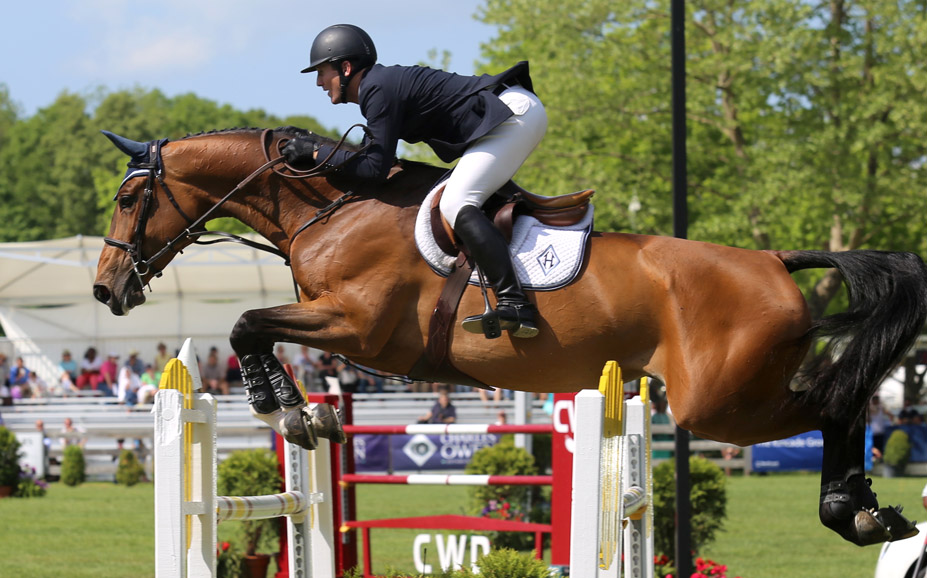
left=0, top=342, right=500, bottom=406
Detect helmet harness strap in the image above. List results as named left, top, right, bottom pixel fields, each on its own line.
left=337, top=60, right=352, bottom=104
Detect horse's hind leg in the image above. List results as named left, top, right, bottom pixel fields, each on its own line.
left=229, top=312, right=346, bottom=451
left=820, top=418, right=916, bottom=545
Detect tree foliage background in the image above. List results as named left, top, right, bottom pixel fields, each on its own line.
left=0, top=85, right=334, bottom=241
left=477, top=0, right=927, bottom=315
left=1, top=0, right=925, bottom=317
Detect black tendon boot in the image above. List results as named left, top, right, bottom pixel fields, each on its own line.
left=239, top=354, right=281, bottom=415
left=259, top=353, right=347, bottom=446
left=453, top=205, right=538, bottom=338
left=258, top=353, right=305, bottom=408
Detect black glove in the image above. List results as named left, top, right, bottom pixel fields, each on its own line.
left=281, top=134, right=321, bottom=169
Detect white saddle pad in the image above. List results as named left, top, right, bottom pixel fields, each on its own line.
left=414, top=186, right=594, bottom=291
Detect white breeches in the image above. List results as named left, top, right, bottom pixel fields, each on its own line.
left=439, top=86, right=547, bottom=226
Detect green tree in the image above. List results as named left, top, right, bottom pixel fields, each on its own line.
left=0, top=91, right=98, bottom=241
left=0, top=84, right=19, bottom=143
left=0, top=85, right=336, bottom=241
left=477, top=0, right=927, bottom=315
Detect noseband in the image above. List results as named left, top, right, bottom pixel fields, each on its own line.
left=104, top=126, right=372, bottom=293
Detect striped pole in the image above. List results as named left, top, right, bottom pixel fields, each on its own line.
left=341, top=474, right=552, bottom=486
left=343, top=424, right=554, bottom=435
left=217, top=491, right=311, bottom=523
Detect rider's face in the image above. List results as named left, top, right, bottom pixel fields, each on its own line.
left=316, top=63, right=342, bottom=104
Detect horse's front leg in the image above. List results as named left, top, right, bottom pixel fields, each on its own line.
left=228, top=299, right=361, bottom=451
left=819, top=418, right=917, bottom=545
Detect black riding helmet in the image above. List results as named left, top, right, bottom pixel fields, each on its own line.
left=301, top=24, right=377, bottom=103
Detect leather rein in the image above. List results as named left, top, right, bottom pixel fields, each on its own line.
left=103, top=125, right=371, bottom=293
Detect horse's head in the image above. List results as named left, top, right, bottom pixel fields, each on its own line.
left=93, top=131, right=202, bottom=315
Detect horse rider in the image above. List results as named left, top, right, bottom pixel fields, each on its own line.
left=283, top=24, right=548, bottom=339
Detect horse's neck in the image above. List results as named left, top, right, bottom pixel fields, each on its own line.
left=177, top=134, right=432, bottom=249
left=173, top=134, right=313, bottom=244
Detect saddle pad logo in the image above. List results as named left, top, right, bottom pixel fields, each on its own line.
left=537, top=245, right=560, bottom=276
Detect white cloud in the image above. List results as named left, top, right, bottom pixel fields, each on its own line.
left=63, top=0, right=267, bottom=78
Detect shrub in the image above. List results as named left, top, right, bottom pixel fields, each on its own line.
left=884, top=429, right=912, bottom=470
left=465, top=438, right=538, bottom=511
left=15, top=465, right=47, bottom=498
left=531, top=433, right=552, bottom=473
left=216, top=449, right=282, bottom=556
left=216, top=541, right=242, bottom=578
left=652, top=455, right=727, bottom=559
left=444, top=547, right=551, bottom=578
left=60, top=445, right=87, bottom=486
left=0, top=426, right=23, bottom=488
left=464, top=438, right=543, bottom=550
left=115, top=449, right=146, bottom=486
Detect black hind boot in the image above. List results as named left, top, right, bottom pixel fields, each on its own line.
left=239, top=353, right=346, bottom=450
left=454, top=205, right=538, bottom=339
left=819, top=422, right=917, bottom=545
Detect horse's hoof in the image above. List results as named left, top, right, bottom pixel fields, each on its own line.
left=874, top=506, right=918, bottom=542
left=281, top=407, right=319, bottom=451
left=849, top=509, right=894, bottom=546
left=309, top=402, right=347, bottom=445
left=821, top=502, right=917, bottom=546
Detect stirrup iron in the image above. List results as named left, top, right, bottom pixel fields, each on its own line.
left=461, top=266, right=502, bottom=339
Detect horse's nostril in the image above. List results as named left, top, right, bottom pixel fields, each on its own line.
left=93, top=284, right=111, bottom=304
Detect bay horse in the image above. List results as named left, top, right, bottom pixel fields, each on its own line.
left=93, top=126, right=927, bottom=547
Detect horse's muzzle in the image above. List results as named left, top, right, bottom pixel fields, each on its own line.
left=93, top=279, right=146, bottom=316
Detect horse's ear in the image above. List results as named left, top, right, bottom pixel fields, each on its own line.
left=101, top=130, right=148, bottom=158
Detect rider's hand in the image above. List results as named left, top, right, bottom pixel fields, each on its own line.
left=282, top=134, right=320, bottom=169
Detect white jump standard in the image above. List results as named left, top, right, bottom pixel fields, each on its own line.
left=154, top=338, right=327, bottom=577
left=570, top=361, right=655, bottom=578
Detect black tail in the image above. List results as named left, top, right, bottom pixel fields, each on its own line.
left=781, top=250, right=927, bottom=427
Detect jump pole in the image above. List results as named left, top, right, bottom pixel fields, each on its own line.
left=154, top=338, right=331, bottom=577
left=570, top=361, right=654, bottom=578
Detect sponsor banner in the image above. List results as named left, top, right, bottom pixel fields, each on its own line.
left=353, top=433, right=502, bottom=472
left=751, top=430, right=824, bottom=472
left=752, top=426, right=927, bottom=472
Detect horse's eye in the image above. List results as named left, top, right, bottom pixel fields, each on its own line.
left=118, top=195, right=137, bottom=210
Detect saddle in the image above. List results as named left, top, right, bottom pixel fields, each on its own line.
left=429, top=181, right=595, bottom=256
left=408, top=180, right=594, bottom=389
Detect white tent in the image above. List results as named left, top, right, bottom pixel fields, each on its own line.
left=0, top=235, right=301, bottom=386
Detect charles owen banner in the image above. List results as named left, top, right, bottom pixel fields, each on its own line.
left=353, top=433, right=502, bottom=471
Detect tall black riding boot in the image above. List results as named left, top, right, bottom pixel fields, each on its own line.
left=454, top=205, right=538, bottom=338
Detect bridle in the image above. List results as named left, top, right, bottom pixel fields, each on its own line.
left=103, top=126, right=372, bottom=292
left=103, top=125, right=413, bottom=385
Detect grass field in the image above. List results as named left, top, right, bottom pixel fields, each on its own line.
left=0, top=473, right=923, bottom=577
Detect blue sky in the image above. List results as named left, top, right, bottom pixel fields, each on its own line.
left=1, top=0, right=494, bottom=133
